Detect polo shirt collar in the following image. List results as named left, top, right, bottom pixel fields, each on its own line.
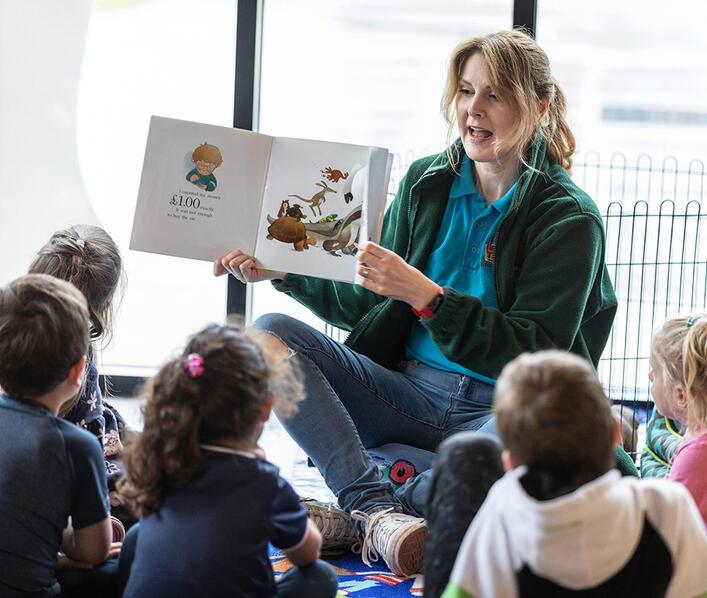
left=450, top=154, right=517, bottom=214
left=449, top=153, right=476, bottom=198
left=492, top=181, right=517, bottom=215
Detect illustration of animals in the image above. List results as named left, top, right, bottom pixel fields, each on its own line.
left=320, top=166, right=349, bottom=183
left=276, top=199, right=307, bottom=220
left=304, top=204, right=362, bottom=256
left=289, top=181, right=337, bottom=218
left=186, top=142, right=223, bottom=192
left=286, top=203, right=307, bottom=220
left=266, top=199, right=316, bottom=251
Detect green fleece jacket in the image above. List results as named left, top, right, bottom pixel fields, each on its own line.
left=273, top=138, right=617, bottom=379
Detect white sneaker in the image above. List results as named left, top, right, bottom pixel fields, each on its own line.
left=351, top=508, right=427, bottom=577
left=301, top=498, right=360, bottom=550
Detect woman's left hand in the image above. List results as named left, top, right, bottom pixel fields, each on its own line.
left=357, top=242, right=439, bottom=310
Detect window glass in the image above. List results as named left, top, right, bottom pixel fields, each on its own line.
left=77, top=0, right=236, bottom=374
left=538, top=0, right=707, bottom=183
left=538, top=2, right=707, bottom=410
left=251, top=0, right=514, bottom=327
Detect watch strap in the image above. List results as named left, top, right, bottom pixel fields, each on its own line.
left=411, top=286, right=445, bottom=319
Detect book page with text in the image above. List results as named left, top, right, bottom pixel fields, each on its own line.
left=130, top=116, right=272, bottom=262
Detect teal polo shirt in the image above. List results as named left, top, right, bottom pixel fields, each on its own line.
left=406, top=154, right=517, bottom=384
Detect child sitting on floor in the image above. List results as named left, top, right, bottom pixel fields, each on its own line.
left=425, top=351, right=707, bottom=598
left=649, top=314, right=707, bottom=522
left=118, top=323, right=338, bottom=598
left=0, top=274, right=112, bottom=597
left=28, top=224, right=131, bottom=525
left=641, top=407, right=684, bottom=478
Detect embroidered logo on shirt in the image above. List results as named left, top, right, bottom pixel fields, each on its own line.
left=484, top=241, right=496, bottom=264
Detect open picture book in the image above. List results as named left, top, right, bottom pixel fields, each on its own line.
left=129, top=116, right=393, bottom=283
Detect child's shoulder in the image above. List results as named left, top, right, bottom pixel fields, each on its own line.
left=203, top=451, right=286, bottom=486
left=628, top=475, right=700, bottom=522
left=675, top=431, right=707, bottom=456
left=54, top=416, right=104, bottom=450
left=249, top=457, right=293, bottom=493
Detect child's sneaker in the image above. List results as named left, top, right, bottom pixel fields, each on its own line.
left=301, top=498, right=360, bottom=549
left=351, top=508, right=427, bottom=577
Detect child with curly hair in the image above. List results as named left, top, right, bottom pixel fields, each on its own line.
left=118, top=324, right=337, bottom=597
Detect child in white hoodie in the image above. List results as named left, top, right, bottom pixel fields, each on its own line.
left=428, top=351, right=707, bottom=598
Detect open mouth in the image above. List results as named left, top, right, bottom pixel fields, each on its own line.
left=468, top=126, right=493, bottom=141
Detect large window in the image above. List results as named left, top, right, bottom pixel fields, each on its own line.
left=538, top=2, right=707, bottom=407
left=538, top=0, right=707, bottom=182
left=250, top=0, right=514, bottom=325
left=77, top=0, right=236, bottom=374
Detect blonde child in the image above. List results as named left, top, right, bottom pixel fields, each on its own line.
left=425, top=351, right=707, bottom=598
left=0, top=274, right=112, bottom=597
left=650, top=314, right=707, bottom=522
left=118, top=324, right=337, bottom=597
left=29, top=224, right=131, bottom=523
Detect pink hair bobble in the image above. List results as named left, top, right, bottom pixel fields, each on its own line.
left=184, top=353, right=205, bottom=378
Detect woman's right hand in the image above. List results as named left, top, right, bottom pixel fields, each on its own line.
left=213, top=249, right=286, bottom=284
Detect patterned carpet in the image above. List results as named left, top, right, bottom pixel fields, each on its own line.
left=274, top=444, right=435, bottom=595
left=270, top=546, right=423, bottom=597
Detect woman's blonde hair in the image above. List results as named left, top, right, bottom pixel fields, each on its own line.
left=440, top=29, right=575, bottom=172
left=682, top=317, right=707, bottom=432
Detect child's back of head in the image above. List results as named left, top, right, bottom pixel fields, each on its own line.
left=0, top=276, right=112, bottom=597
left=28, top=224, right=122, bottom=343
left=0, top=273, right=89, bottom=402
left=118, top=324, right=317, bottom=598
left=680, top=317, right=707, bottom=433
left=494, top=350, right=616, bottom=495
left=120, top=322, right=302, bottom=517
left=445, top=350, right=707, bottom=598
left=28, top=224, right=126, bottom=431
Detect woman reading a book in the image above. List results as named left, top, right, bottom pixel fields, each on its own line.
left=214, top=30, right=617, bottom=577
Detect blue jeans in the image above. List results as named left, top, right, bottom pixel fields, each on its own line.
left=254, top=313, right=497, bottom=517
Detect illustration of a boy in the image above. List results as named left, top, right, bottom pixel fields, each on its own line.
left=186, top=142, right=223, bottom=192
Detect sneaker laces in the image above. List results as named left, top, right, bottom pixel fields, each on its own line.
left=302, top=499, right=360, bottom=548
left=351, top=507, right=407, bottom=567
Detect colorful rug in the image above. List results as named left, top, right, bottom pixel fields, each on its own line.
left=269, top=546, right=423, bottom=596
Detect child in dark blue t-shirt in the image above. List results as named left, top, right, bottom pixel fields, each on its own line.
left=118, top=323, right=337, bottom=598
left=0, top=274, right=112, bottom=598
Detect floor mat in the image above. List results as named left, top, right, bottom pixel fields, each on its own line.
left=270, top=546, right=424, bottom=596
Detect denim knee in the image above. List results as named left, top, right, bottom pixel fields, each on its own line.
left=253, top=312, right=301, bottom=339
left=437, top=432, right=503, bottom=468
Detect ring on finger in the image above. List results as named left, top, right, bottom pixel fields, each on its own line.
left=362, top=268, right=370, bottom=279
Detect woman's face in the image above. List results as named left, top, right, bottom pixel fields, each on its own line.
left=455, top=52, right=517, bottom=165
